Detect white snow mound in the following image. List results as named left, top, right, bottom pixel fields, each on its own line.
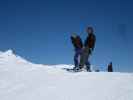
left=0, top=50, right=133, bottom=100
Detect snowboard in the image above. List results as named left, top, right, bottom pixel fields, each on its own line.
left=63, top=68, right=86, bottom=73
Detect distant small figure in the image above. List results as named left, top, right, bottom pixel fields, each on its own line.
left=108, top=62, right=113, bottom=72
left=12, top=49, right=16, bottom=54
left=95, top=69, right=100, bottom=72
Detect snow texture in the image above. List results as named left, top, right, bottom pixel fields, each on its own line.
left=0, top=50, right=133, bottom=100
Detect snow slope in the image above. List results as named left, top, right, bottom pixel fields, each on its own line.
left=0, top=50, right=133, bottom=100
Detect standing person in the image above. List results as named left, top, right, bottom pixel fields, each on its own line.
left=108, top=62, right=113, bottom=72
left=71, top=33, right=83, bottom=70
left=79, top=26, right=96, bottom=72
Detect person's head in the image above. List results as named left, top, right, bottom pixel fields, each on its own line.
left=109, top=62, right=112, bottom=66
left=71, top=33, right=77, bottom=38
left=86, top=26, right=94, bottom=34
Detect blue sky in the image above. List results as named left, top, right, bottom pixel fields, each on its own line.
left=0, top=0, right=133, bottom=72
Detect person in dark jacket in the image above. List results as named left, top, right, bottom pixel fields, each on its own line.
left=108, top=62, right=113, bottom=72
left=71, top=33, right=83, bottom=70
left=79, top=26, right=96, bottom=71
left=84, top=27, right=96, bottom=53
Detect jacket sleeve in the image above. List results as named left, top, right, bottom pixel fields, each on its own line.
left=77, top=36, right=83, bottom=48
left=92, top=35, right=96, bottom=51
left=84, top=36, right=89, bottom=47
left=71, top=36, right=74, bottom=44
left=80, top=38, right=83, bottom=48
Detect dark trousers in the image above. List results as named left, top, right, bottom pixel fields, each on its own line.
left=79, top=47, right=91, bottom=71
left=74, top=48, right=90, bottom=70
left=74, top=48, right=82, bottom=68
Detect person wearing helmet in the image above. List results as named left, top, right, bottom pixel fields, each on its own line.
left=71, top=33, right=83, bottom=70
left=85, top=27, right=96, bottom=52
left=79, top=26, right=96, bottom=72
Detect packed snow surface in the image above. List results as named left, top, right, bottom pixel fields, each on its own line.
left=0, top=50, right=133, bottom=100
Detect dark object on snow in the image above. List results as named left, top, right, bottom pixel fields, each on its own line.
left=108, top=62, right=113, bottom=72
left=95, top=69, right=100, bottom=72
left=63, top=68, right=83, bottom=73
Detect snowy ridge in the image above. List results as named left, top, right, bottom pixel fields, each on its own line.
left=0, top=49, right=31, bottom=64
left=0, top=50, right=133, bottom=100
